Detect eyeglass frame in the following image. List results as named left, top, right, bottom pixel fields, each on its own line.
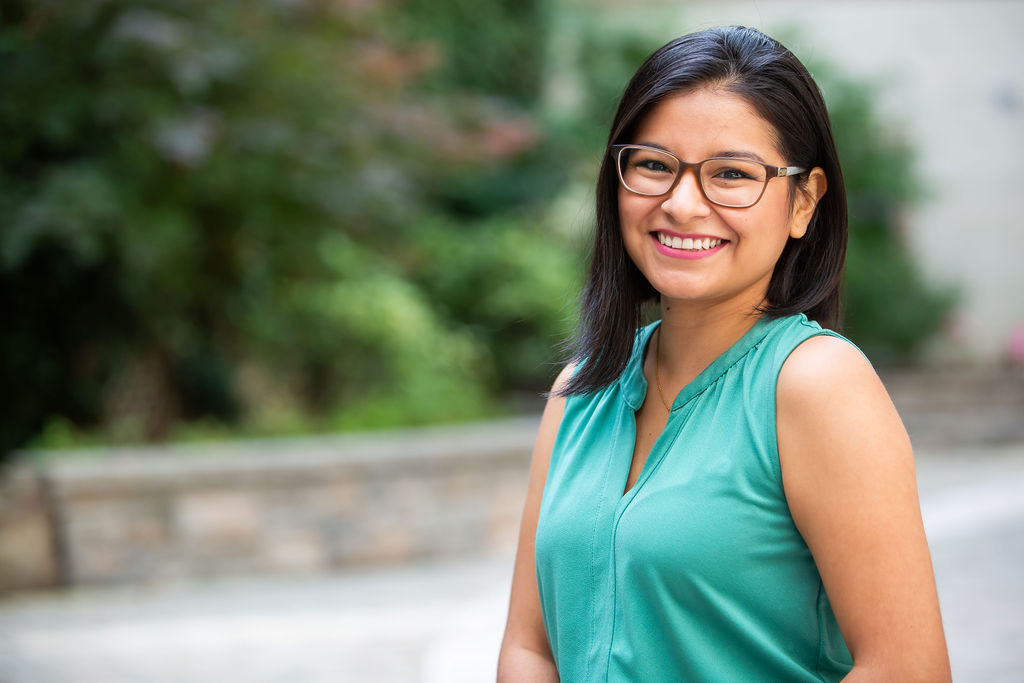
left=610, top=143, right=807, bottom=209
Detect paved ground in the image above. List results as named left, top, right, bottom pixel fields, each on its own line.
left=0, top=441, right=1022, bottom=683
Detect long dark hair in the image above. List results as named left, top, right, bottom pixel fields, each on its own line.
left=560, top=26, right=848, bottom=397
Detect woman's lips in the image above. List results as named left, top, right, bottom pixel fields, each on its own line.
left=651, top=231, right=728, bottom=259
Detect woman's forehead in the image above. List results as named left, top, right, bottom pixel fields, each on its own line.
left=632, top=88, right=783, bottom=159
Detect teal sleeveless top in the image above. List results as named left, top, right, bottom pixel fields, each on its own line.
left=535, top=313, right=854, bottom=681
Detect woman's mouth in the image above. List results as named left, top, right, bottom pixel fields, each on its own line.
left=655, top=232, right=725, bottom=251
left=650, top=231, right=728, bottom=260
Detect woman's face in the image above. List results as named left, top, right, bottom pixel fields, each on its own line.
left=618, top=87, right=824, bottom=315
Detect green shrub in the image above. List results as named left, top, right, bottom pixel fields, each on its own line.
left=2, top=2, right=953, bottom=460
left=2, top=0, right=573, bottom=457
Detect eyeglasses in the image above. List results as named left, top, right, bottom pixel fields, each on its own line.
left=610, top=144, right=806, bottom=208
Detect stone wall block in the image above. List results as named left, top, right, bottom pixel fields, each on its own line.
left=61, top=498, right=172, bottom=584
left=0, top=465, right=58, bottom=592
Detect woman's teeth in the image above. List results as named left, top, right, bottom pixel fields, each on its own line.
left=657, top=233, right=723, bottom=251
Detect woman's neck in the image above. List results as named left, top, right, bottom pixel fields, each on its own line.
left=652, top=298, right=764, bottom=390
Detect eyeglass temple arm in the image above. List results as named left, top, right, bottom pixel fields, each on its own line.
left=775, top=166, right=806, bottom=177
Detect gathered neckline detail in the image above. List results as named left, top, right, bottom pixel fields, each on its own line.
left=618, top=315, right=785, bottom=412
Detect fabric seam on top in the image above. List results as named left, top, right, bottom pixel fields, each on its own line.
left=586, top=411, right=625, bottom=681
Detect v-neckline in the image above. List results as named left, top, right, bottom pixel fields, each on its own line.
left=616, top=315, right=776, bottom=501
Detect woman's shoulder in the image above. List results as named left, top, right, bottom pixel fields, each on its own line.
left=550, top=361, right=578, bottom=395
left=777, top=332, right=891, bottom=427
left=757, top=313, right=859, bottom=366
left=781, top=329, right=872, bottom=379
left=560, top=321, right=659, bottom=393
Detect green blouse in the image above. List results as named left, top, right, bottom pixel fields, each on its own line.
left=535, top=314, right=854, bottom=681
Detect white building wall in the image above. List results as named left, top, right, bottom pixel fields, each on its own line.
left=600, top=0, right=1024, bottom=362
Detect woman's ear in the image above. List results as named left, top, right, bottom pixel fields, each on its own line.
left=788, top=167, right=827, bottom=239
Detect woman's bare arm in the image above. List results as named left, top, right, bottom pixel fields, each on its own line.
left=496, top=365, right=574, bottom=682
left=778, top=336, right=950, bottom=682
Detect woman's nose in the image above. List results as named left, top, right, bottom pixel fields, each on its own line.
left=659, top=168, right=712, bottom=219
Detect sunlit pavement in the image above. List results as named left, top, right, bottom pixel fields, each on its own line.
left=0, top=443, right=1021, bottom=683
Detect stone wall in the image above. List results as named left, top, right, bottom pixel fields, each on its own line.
left=0, top=418, right=538, bottom=591
left=3, top=365, right=1020, bottom=593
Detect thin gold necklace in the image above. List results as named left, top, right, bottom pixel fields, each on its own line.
left=654, top=327, right=672, bottom=412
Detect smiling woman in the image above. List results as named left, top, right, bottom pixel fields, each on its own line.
left=498, top=26, right=950, bottom=683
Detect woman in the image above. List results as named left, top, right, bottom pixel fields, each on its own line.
left=497, top=26, right=950, bottom=682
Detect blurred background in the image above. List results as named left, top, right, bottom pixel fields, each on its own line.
left=0, top=0, right=1022, bottom=681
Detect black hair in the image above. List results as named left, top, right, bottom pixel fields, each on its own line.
left=560, top=25, right=847, bottom=397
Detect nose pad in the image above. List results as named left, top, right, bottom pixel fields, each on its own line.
left=661, top=167, right=711, bottom=216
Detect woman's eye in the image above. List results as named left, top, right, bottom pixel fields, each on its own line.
left=714, top=167, right=755, bottom=181
left=636, top=160, right=671, bottom=173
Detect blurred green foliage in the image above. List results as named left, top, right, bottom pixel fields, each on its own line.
left=1, top=1, right=951, bottom=459
left=1, top=0, right=579, bottom=456
left=821, top=72, right=956, bottom=363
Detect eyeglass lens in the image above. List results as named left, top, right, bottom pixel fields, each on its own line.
left=617, top=146, right=768, bottom=207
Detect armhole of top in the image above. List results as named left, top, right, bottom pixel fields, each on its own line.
left=768, top=328, right=863, bottom=486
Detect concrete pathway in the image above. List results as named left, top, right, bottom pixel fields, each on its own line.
left=0, top=442, right=1022, bottom=682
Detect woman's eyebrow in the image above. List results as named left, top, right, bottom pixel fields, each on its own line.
left=634, top=141, right=673, bottom=153
left=632, top=142, right=768, bottom=164
left=712, top=150, right=768, bottom=163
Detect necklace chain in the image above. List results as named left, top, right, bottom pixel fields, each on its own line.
left=654, top=328, right=672, bottom=412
